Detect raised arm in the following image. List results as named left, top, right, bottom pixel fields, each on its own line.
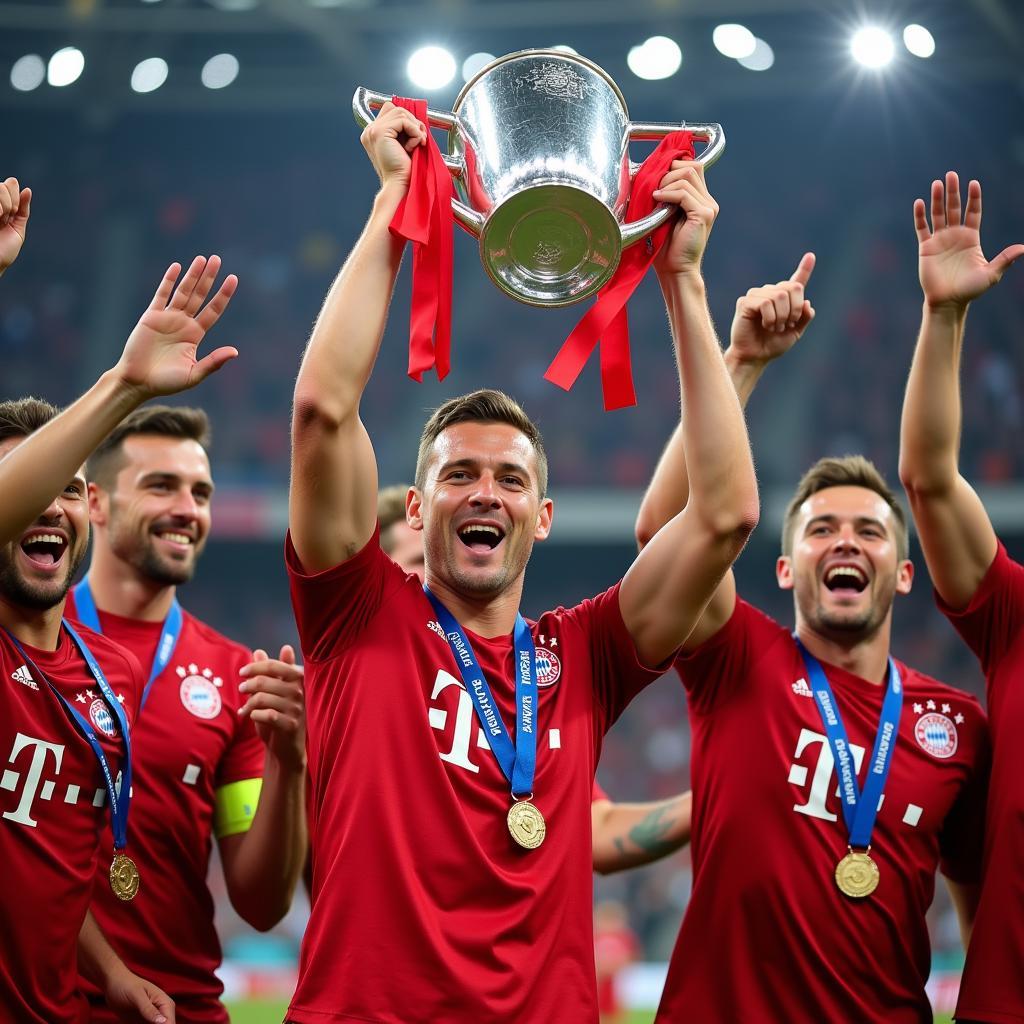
left=632, top=251, right=816, bottom=653
left=898, top=172, right=1023, bottom=609
left=591, top=790, right=692, bottom=875
left=289, top=103, right=426, bottom=572
left=0, top=256, right=236, bottom=546
left=0, top=176, right=31, bottom=277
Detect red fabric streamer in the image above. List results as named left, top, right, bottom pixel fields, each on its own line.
left=544, top=131, right=697, bottom=410
left=388, top=96, right=456, bottom=382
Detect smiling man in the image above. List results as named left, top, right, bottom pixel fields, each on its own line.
left=636, top=258, right=991, bottom=1024
left=285, top=102, right=758, bottom=1022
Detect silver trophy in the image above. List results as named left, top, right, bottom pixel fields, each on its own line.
left=353, top=49, right=724, bottom=308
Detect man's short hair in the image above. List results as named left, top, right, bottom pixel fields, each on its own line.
left=414, top=389, right=548, bottom=497
left=378, top=484, right=409, bottom=555
left=782, top=455, right=909, bottom=560
left=87, top=405, right=211, bottom=491
left=0, top=397, right=59, bottom=444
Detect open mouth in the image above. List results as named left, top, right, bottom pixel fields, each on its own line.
left=456, top=522, right=506, bottom=554
left=154, top=529, right=194, bottom=549
left=824, top=565, right=868, bottom=594
left=20, top=531, right=68, bottom=569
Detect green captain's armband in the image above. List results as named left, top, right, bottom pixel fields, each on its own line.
left=214, top=778, right=263, bottom=838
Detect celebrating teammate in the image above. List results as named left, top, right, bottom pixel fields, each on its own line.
left=899, top=171, right=1024, bottom=1024
left=285, top=101, right=757, bottom=1021
left=66, top=404, right=307, bottom=1023
left=0, top=235, right=237, bottom=1019
left=637, top=256, right=991, bottom=1023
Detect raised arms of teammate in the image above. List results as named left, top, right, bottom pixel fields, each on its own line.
left=634, top=254, right=816, bottom=651
left=0, top=175, right=30, bottom=277
left=0, top=256, right=237, bottom=546
left=290, top=103, right=426, bottom=573
left=899, top=172, right=1024, bottom=610
left=616, top=163, right=760, bottom=666
left=591, top=790, right=692, bottom=875
left=78, top=911, right=175, bottom=1024
left=221, top=644, right=307, bottom=930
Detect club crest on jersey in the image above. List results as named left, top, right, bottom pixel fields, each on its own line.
left=914, top=711, right=958, bottom=759
left=88, top=698, right=118, bottom=738
left=535, top=647, right=561, bottom=687
left=177, top=664, right=223, bottom=720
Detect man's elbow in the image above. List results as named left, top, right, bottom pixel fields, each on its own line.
left=897, top=455, right=956, bottom=502
left=233, top=895, right=289, bottom=933
left=702, top=498, right=760, bottom=550
left=292, top=387, right=352, bottom=439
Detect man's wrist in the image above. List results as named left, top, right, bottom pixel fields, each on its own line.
left=100, top=366, right=151, bottom=413
left=922, top=297, right=969, bottom=322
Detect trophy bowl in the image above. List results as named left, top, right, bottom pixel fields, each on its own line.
left=353, top=49, right=724, bottom=307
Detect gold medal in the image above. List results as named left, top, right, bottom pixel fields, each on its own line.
left=109, top=852, right=141, bottom=902
left=835, top=848, right=879, bottom=898
left=507, top=799, right=546, bottom=850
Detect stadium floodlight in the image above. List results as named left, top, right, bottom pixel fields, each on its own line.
left=903, top=24, right=935, bottom=58
left=407, top=46, right=456, bottom=90
left=627, top=35, right=682, bottom=81
left=10, top=54, right=46, bottom=92
left=712, top=24, right=756, bottom=60
left=207, top=0, right=260, bottom=10
left=462, top=52, right=495, bottom=83
left=201, top=53, right=240, bottom=89
left=850, top=26, right=895, bottom=69
left=47, top=47, right=85, bottom=87
left=737, top=38, right=775, bottom=72
left=551, top=45, right=578, bottom=54
left=131, top=57, right=169, bottom=94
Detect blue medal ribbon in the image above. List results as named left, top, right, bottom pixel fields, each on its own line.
left=4, top=622, right=132, bottom=852
left=424, top=586, right=538, bottom=798
left=73, top=576, right=182, bottom=711
left=794, top=636, right=903, bottom=850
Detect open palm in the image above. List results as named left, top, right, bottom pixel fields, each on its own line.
left=916, top=172, right=1024, bottom=307
left=116, top=256, right=238, bottom=397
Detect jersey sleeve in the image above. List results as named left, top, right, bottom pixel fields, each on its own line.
left=592, top=780, right=609, bottom=803
left=285, top=523, right=406, bottom=664
left=937, top=701, right=991, bottom=884
left=936, top=543, right=1024, bottom=677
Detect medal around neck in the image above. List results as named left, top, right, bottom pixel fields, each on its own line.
left=109, top=852, right=141, bottom=901
left=835, top=848, right=879, bottom=899
left=507, top=799, right=547, bottom=850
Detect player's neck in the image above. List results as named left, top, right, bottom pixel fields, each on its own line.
left=0, top=593, right=65, bottom=651
left=85, top=554, right=178, bottom=623
left=795, top=621, right=892, bottom=685
left=425, top=574, right=524, bottom=638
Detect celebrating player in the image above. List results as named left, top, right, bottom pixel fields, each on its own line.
left=899, top=171, right=1024, bottom=1024
left=285, top=102, right=757, bottom=1022
left=637, top=255, right=991, bottom=1024
left=66, top=404, right=307, bottom=1023
left=0, top=241, right=237, bottom=1020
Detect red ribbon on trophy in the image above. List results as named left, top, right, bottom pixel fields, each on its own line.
left=388, top=96, right=456, bottom=383
left=544, top=131, right=697, bottom=411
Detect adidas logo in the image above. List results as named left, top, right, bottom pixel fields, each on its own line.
left=11, top=664, right=38, bottom=690
left=792, top=678, right=812, bottom=698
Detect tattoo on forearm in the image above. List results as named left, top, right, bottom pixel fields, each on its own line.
left=612, top=803, right=678, bottom=857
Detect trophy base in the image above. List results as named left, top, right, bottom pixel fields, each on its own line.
left=480, top=184, right=622, bottom=308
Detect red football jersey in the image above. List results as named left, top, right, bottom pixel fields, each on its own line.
left=286, top=529, right=664, bottom=1024
left=657, top=598, right=989, bottom=1024
left=937, top=543, right=1024, bottom=1023
left=0, top=624, right=142, bottom=1024
left=592, top=780, right=608, bottom=802
left=64, top=598, right=265, bottom=1024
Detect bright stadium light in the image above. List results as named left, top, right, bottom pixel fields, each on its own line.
left=47, top=47, right=85, bottom=87
left=903, top=24, right=935, bottom=58
left=131, top=57, right=168, bottom=94
left=10, top=54, right=46, bottom=92
left=850, top=26, right=895, bottom=69
left=201, top=53, right=240, bottom=89
left=207, top=0, right=260, bottom=9
left=462, top=52, right=494, bottom=83
left=551, top=45, right=578, bottom=54
left=712, top=24, right=756, bottom=60
left=737, top=38, right=775, bottom=72
left=627, top=35, right=682, bottom=81
left=407, top=46, right=456, bottom=90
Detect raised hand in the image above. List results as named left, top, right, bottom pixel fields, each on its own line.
left=728, top=253, right=816, bottom=367
left=651, top=161, right=719, bottom=277
left=360, top=101, right=428, bottom=190
left=238, top=644, right=305, bottom=772
left=114, top=256, right=238, bottom=398
left=0, top=176, right=32, bottom=274
left=915, top=171, right=1024, bottom=310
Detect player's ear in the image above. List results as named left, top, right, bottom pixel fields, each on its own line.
left=87, top=482, right=108, bottom=526
left=776, top=555, right=794, bottom=590
left=895, top=559, right=914, bottom=595
left=407, top=486, right=424, bottom=532
left=534, top=498, right=553, bottom=542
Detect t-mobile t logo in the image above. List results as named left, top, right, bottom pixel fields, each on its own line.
left=789, top=728, right=866, bottom=822
left=428, top=670, right=481, bottom=774
left=1, top=732, right=65, bottom=828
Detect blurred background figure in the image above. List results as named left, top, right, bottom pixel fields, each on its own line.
left=594, top=900, right=639, bottom=1024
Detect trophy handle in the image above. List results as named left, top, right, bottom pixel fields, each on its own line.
left=351, top=87, right=486, bottom=238
left=620, top=122, right=725, bottom=249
